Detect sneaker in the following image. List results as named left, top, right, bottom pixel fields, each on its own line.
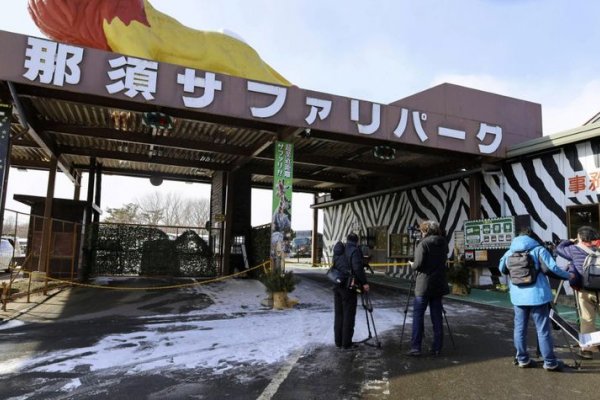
left=342, top=343, right=359, bottom=351
left=544, top=361, right=564, bottom=372
left=405, top=349, right=421, bottom=357
left=518, top=359, right=535, bottom=368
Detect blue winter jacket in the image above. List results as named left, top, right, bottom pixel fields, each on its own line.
left=498, top=235, right=570, bottom=306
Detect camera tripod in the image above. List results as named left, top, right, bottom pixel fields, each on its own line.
left=399, top=273, right=456, bottom=351
left=550, top=280, right=584, bottom=369
left=356, top=291, right=381, bottom=348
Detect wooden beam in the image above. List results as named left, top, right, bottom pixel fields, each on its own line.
left=71, top=164, right=213, bottom=184
left=7, top=83, right=76, bottom=183
left=42, top=121, right=257, bottom=157
left=58, top=145, right=232, bottom=171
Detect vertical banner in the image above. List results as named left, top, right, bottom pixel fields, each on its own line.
left=0, top=104, right=11, bottom=237
left=271, top=141, right=294, bottom=273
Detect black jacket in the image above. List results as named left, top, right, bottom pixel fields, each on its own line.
left=411, top=234, right=449, bottom=297
left=345, top=240, right=368, bottom=285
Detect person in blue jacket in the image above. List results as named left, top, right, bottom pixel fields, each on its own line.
left=499, top=227, right=574, bottom=371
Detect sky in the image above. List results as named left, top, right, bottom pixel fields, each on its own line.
left=2, top=0, right=600, bottom=229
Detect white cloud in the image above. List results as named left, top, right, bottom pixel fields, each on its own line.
left=541, top=79, right=600, bottom=134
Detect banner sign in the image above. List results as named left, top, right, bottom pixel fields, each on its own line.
left=464, top=216, right=514, bottom=250
left=0, top=31, right=548, bottom=158
left=270, top=141, right=294, bottom=271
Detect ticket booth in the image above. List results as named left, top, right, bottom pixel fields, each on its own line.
left=14, top=195, right=86, bottom=279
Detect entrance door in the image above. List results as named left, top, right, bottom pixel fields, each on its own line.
left=566, top=204, right=600, bottom=239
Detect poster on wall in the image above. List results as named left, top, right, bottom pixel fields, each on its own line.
left=389, top=233, right=412, bottom=258
left=464, top=216, right=514, bottom=250
left=270, top=141, right=294, bottom=272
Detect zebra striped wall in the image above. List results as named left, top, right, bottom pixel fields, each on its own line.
left=322, top=138, right=600, bottom=267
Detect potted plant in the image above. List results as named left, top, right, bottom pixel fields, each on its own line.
left=260, top=270, right=298, bottom=309
left=447, top=257, right=470, bottom=295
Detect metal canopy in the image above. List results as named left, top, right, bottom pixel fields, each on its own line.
left=0, top=30, right=543, bottom=198
left=4, top=85, right=481, bottom=194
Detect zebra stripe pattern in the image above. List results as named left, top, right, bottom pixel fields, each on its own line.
left=322, top=138, right=600, bottom=275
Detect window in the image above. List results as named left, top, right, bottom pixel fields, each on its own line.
left=566, top=204, right=600, bottom=239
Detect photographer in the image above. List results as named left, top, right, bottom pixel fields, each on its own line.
left=556, top=226, right=600, bottom=359
left=500, top=227, right=574, bottom=370
left=333, top=233, right=370, bottom=350
left=407, top=220, right=449, bottom=357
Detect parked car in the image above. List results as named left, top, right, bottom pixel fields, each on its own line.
left=0, top=238, right=14, bottom=272
left=291, top=237, right=311, bottom=258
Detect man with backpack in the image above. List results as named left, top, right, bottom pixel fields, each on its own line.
left=556, top=226, right=600, bottom=359
left=499, top=227, right=574, bottom=371
left=332, top=233, right=370, bottom=350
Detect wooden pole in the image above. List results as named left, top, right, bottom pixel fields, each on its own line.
left=38, top=156, right=57, bottom=273
left=311, top=194, right=319, bottom=266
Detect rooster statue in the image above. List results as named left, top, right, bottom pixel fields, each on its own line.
left=27, top=0, right=291, bottom=86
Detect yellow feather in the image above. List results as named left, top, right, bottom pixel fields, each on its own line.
left=103, top=0, right=290, bottom=86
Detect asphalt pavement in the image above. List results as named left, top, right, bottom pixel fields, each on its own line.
left=0, top=267, right=599, bottom=400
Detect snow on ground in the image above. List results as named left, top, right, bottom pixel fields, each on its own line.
left=0, top=319, right=25, bottom=331
left=14, top=276, right=405, bottom=376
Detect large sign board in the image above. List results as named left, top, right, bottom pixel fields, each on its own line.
left=0, top=30, right=545, bottom=158
left=464, top=217, right=515, bottom=250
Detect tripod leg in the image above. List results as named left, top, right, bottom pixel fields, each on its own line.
left=442, top=305, right=456, bottom=349
left=552, top=280, right=564, bottom=306
left=364, top=301, right=373, bottom=339
left=369, top=310, right=381, bottom=347
left=399, top=277, right=414, bottom=350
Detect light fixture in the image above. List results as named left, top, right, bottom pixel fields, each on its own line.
left=301, top=128, right=311, bottom=138
left=150, top=175, right=163, bottom=186
left=142, top=111, right=174, bottom=132
left=373, top=145, right=396, bottom=160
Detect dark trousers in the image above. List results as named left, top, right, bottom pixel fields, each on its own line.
left=411, top=295, right=444, bottom=352
left=334, top=286, right=358, bottom=348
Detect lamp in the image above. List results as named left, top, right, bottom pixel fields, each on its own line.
left=150, top=175, right=163, bottom=186
left=142, top=111, right=174, bottom=132
left=373, top=145, right=396, bottom=160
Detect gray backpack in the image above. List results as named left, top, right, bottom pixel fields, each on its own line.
left=506, top=250, right=537, bottom=286
left=576, top=244, right=600, bottom=290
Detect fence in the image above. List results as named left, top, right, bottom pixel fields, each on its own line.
left=92, top=222, right=218, bottom=277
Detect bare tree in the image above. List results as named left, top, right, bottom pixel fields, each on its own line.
left=1, top=214, right=29, bottom=238
left=182, top=198, right=210, bottom=228
left=134, top=191, right=209, bottom=228
left=162, top=192, right=183, bottom=226
left=137, top=192, right=164, bottom=226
